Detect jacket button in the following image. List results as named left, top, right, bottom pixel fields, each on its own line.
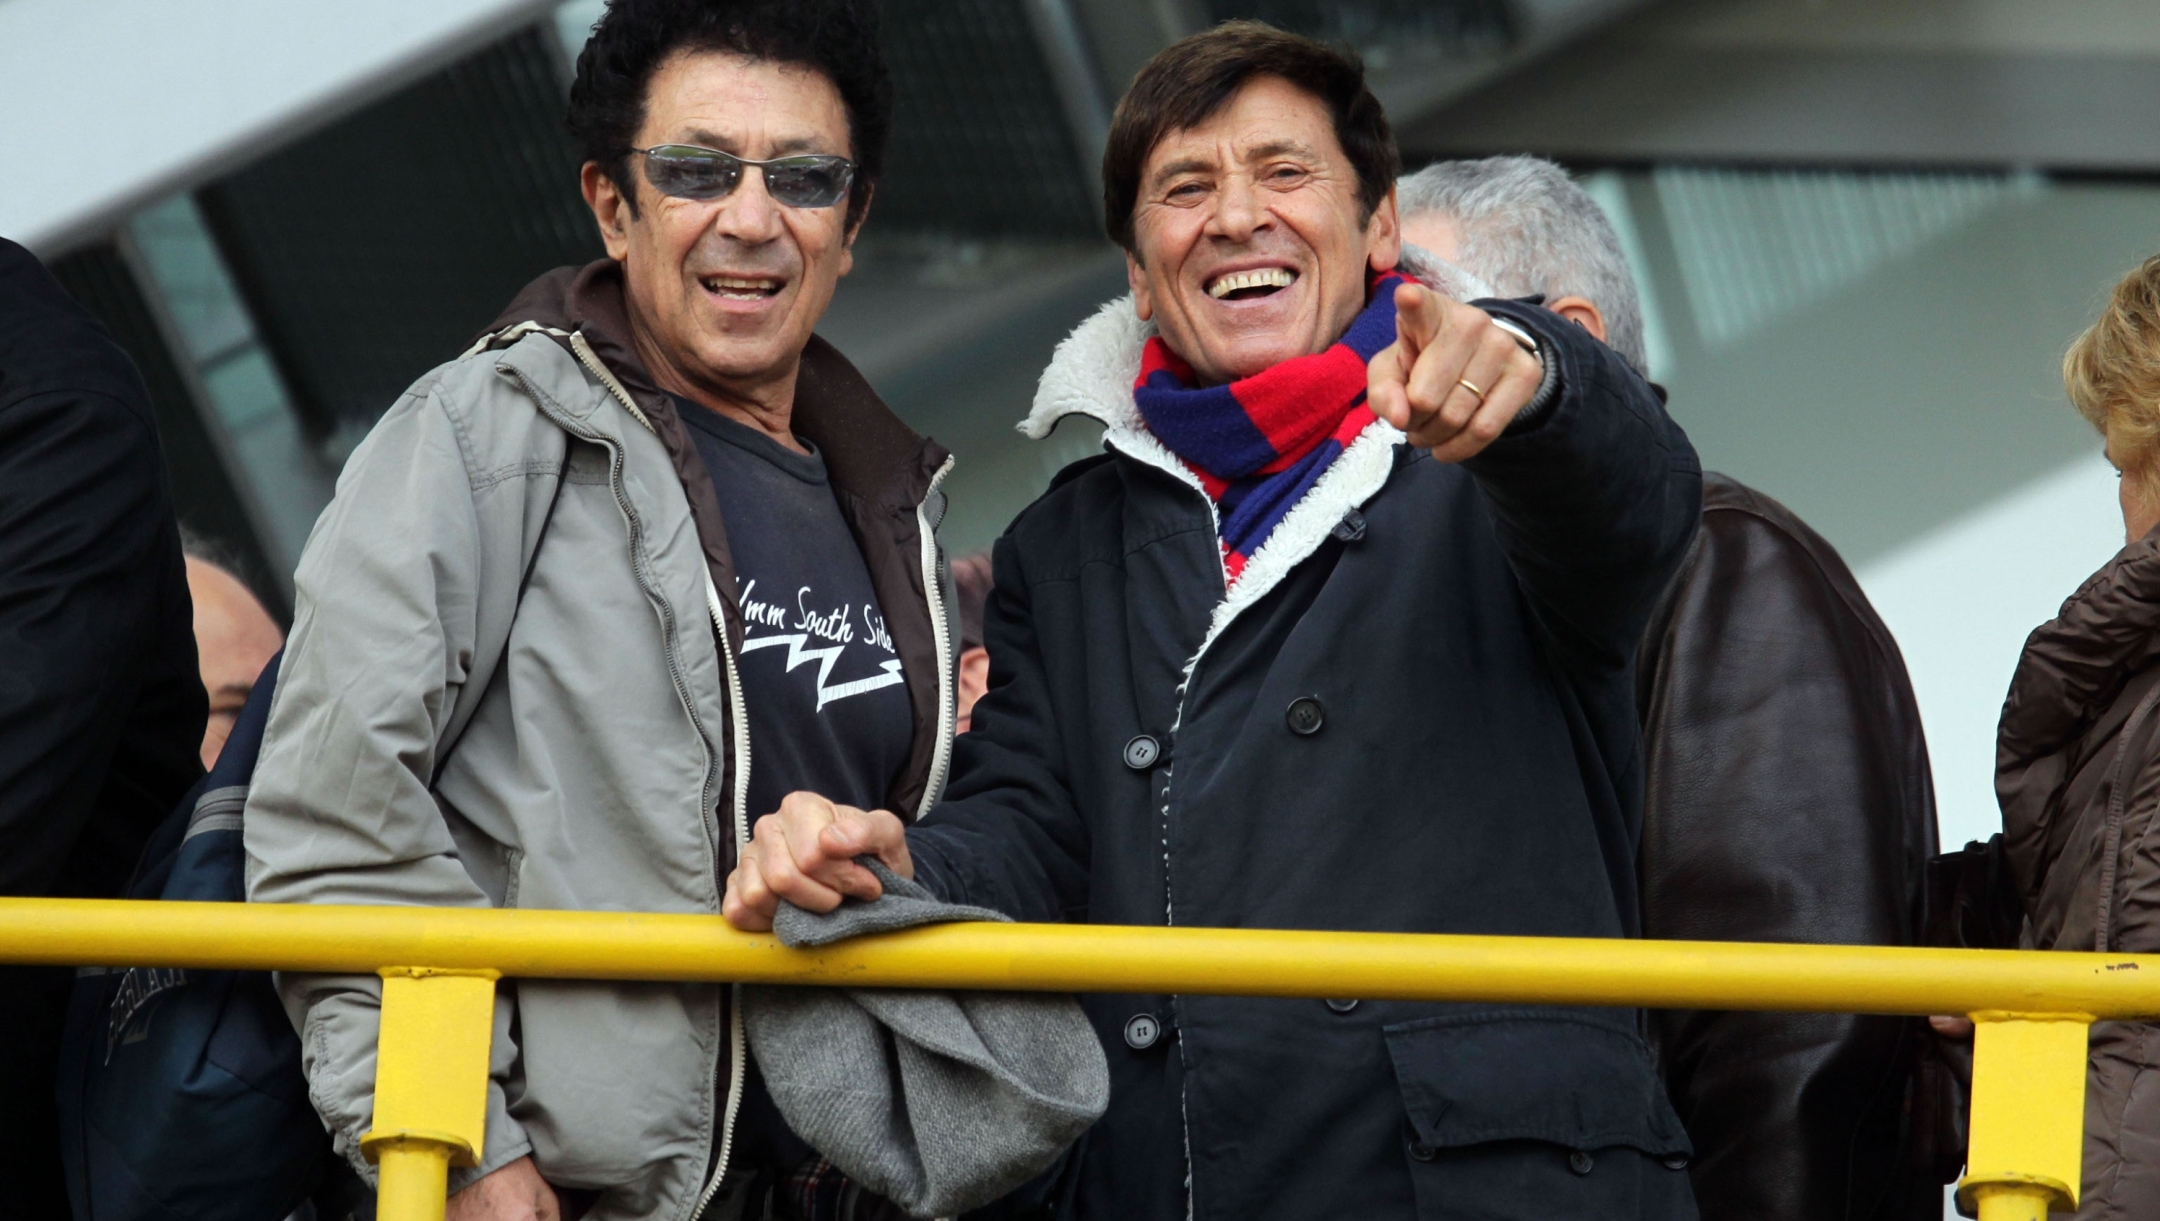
left=1408, top=1141, right=1436, bottom=1162
left=1568, top=1150, right=1595, bottom=1176
left=1662, top=1153, right=1690, bottom=1171
left=1122, top=734, right=1161, bottom=770
left=1325, top=998, right=1359, bottom=1013
left=1285, top=696, right=1325, bottom=736
left=1123, top=1013, right=1161, bottom=1050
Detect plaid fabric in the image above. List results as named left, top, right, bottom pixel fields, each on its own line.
left=782, top=1157, right=910, bottom=1221
left=1132, top=271, right=1405, bottom=584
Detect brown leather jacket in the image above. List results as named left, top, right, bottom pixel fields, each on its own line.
left=1639, top=473, right=1940, bottom=1221
left=2000, top=524, right=2160, bottom=1221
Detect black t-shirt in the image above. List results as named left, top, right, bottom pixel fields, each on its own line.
left=675, top=397, right=915, bottom=822
left=678, top=397, right=919, bottom=1187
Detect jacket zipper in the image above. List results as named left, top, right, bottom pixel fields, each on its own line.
left=692, top=571, right=754, bottom=1221
left=530, top=330, right=954, bottom=1216
left=915, top=455, right=959, bottom=817
left=537, top=336, right=745, bottom=1220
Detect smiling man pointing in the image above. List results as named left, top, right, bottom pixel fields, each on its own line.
left=726, top=20, right=1704, bottom=1221
left=246, top=2, right=960, bottom=1218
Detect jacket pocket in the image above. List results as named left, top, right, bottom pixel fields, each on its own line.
left=1385, top=1007, right=1697, bottom=1221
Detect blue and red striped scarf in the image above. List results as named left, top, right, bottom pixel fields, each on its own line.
left=1132, top=270, right=1405, bottom=585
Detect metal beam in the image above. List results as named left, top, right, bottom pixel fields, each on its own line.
left=1396, top=0, right=2160, bottom=169
left=1019, top=0, right=1115, bottom=199
left=1368, top=0, right=1662, bottom=137
left=23, top=892, right=2098, bottom=1221
left=1064, top=0, right=1206, bottom=99
left=1400, top=44, right=2160, bottom=168
left=12, top=896, right=2160, bottom=1018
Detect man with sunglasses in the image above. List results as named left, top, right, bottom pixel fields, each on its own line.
left=245, top=2, right=956, bottom=1219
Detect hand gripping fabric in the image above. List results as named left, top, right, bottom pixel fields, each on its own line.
left=743, top=859, right=1109, bottom=1217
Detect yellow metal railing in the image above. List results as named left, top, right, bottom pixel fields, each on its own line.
left=2, top=897, right=2124, bottom=1221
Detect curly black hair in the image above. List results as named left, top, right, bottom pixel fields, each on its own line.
left=565, top=0, right=891, bottom=232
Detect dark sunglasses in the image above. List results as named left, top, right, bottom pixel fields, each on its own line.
left=631, top=145, right=856, bottom=209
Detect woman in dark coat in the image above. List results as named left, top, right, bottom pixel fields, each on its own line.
left=1997, top=252, right=2160, bottom=1220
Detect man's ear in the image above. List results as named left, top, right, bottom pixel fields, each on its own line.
left=1365, top=187, right=1402, bottom=274
left=1547, top=294, right=1608, bottom=344
left=840, top=184, right=874, bottom=279
left=1127, top=251, right=1153, bottom=322
left=582, top=162, right=635, bottom=262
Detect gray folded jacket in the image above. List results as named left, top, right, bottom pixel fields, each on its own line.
left=742, top=859, right=1109, bottom=1218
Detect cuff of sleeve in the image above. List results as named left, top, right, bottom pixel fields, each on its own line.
left=448, top=1083, right=536, bottom=1194
left=907, top=831, right=955, bottom=903
left=1505, top=333, right=1563, bottom=434
left=339, top=989, right=532, bottom=1195
left=1474, top=304, right=1563, bottom=435
left=343, top=1087, right=533, bottom=1195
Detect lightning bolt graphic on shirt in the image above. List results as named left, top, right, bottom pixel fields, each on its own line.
left=739, top=632, right=905, bottom=712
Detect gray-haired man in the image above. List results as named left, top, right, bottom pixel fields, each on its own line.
left=1400, top=156, right=1942, bottom=1221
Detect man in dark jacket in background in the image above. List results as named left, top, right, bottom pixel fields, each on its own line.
left=728, top=24, right=1701, bottom=1221
left=1397, top=156, right=1941, bottom=1221
left=0, top=236, right=206, bottom=1218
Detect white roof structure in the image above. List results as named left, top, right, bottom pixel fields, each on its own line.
left=0, top=0, right=557, bottom=254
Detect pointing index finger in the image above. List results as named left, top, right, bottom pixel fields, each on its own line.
left=1394, top=281, right=1444, bottom=358
left=1367, top=341, right=1409, bottom=429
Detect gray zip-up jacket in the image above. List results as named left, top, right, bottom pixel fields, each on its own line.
left=244, top=261, right=958, bottom=1220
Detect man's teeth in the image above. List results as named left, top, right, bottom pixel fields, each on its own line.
left=1207, top=267, right=1297, bottom=299
left=702, top=276, right=780, bottom=296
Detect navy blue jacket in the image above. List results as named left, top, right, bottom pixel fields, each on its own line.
left=911, top=299, right=1703, bottom=1221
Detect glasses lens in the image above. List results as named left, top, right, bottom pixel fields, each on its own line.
left=762, top=157, right=853, bottom=209
left=643, top=147, right=742, bottom=201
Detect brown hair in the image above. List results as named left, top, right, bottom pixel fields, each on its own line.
left=1101, top=20, right=1400, bottom=253
left=2067, top=254, right=2160, bottom=510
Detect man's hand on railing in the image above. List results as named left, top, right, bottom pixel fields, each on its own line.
left=445, top=1155, right=559, bottom=1221
left=723, top=791, right=913, bottom=932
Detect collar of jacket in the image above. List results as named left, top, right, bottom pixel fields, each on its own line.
left=487, top=258, right=952, bottom=513
left=480, top=258, right=955, bottom=818
left=2000, top=524, right=2160, bottom=768
left=1018, top=247, right=1483, bottom=661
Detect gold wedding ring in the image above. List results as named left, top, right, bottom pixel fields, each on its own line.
left=1457, top=378, right=1487, bottom=403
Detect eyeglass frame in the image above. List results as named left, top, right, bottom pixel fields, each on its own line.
left=627, top=144, right=858, bottom=209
